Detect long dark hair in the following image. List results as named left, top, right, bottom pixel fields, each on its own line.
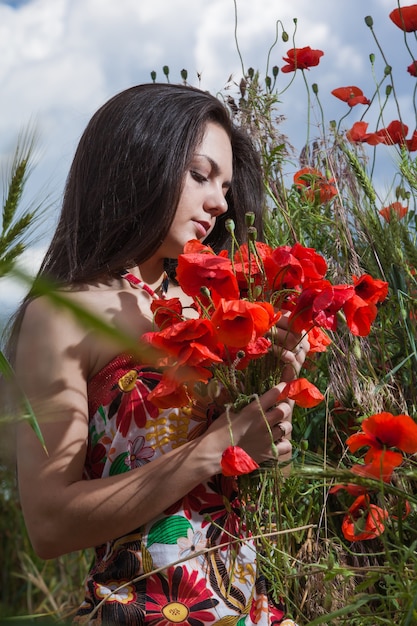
left=38, top=83, right=263, bottom=284
left=3, top=83, right=265, bottom=362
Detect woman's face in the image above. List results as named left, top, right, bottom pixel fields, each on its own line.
left=158, top=122, right=233, bottom=259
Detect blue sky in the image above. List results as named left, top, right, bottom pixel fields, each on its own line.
left=0, top=0, right=414, bottom=319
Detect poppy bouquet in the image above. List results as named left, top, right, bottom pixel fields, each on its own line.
left=141, top=213, right=386, bottom=549
left=141, top=215, right=388, bottom=598
left=143, top=216, right=388, bottom=451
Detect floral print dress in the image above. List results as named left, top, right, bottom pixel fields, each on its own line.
left=73, top=276, right=298, bottom=626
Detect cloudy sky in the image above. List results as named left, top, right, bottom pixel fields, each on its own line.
left=0, top=0, right=414, bottom=321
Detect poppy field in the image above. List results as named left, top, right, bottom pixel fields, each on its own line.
left=3, top=2, right=417, bottom=624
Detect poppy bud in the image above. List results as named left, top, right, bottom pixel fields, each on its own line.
left=312, top=83, right=319, bottom=95
left=248, top=67, right=255, bottom=79
left=272, top=65, right=279, bottom=78
left=245, top=212, right=255, bottom=226
left=225, top=218, right=236, bottom=233
left=384, top=65, right=392, bottom=76
left=163, top=65, right=170, bottom=76
left=180, top=68, right=188, bottom=81
left=248, top=227, right=257, bottom=241
left=200, top=286, right=211, bottom=299
left=385, top=85, right=392, bottom=96
left=150, top=70, right=157, bottom=82
left=282, top=31, right=289, bottom=42
left=369, top=53, right=375, bottom=64
left=265, top=75, right=271, bottom=89
left=364, top=15, right=374, bottom=28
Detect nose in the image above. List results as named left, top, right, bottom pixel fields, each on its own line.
left=204, top=185, right=228, bottom=217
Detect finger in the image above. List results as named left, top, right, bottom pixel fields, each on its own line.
left=266, top=401, right=294, bottom=430
left=256, top=383, right=289, bottom=412
left=272, top=419, right=293, bottom=441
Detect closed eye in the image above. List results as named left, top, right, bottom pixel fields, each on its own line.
left=190, top=170, right=208, bottom=184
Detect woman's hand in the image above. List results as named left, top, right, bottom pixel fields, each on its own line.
left=270, top=311, right=310, bottom=381
left=205, top=383, right=294, bottom=466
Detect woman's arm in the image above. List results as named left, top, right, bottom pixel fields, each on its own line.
left=15, top=297, right=295, bottom=560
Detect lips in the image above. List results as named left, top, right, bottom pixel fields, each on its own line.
left=194, top=220, right=211, bottom=239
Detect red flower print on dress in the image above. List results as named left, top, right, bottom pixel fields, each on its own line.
left=164, top=483, right=222, bottom=519
left=201, top=475, right=241, bottom=547
left=389, top=4, right=417, bottom=31
left=341, top=494, right=388, bottom=542
left=115, top=368, right=161, bottom=436
left=281, top=46, right=324, bottom=72
left=145, top=566, right=219, bottom=626
left=331, top=86, right=370, bottom=107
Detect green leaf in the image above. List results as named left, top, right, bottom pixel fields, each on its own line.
left=0, top=350, right=47, bottom=455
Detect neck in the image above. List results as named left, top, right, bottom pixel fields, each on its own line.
left=127, top=260, right=167, bottom=294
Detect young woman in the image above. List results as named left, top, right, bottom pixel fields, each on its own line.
left=8, top=84, right=308, bottom=624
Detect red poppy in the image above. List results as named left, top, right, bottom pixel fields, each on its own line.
left=263, top=245, right=304, bottom=291
left=351, top=448, right=404, bottom=482
left=347, top=411, right=417, bottom=455
left=233, top=241, right=274, bottom=293
left=341, top=494, right=388, bottom=542
left=293, top=167, right=337, bottom=204
left=331, top=86, right=370, bottom=107
left=379, top=201, right=408, bottom=222
left=143, top=318, right=221, bottom=363
left=307, top=325, right=332, bottom=353
left=281, top=46, right=324, bottom=73
left=276, top=377, right=324, bottom=408
left=147, top=375, right=191, bottom=409
left=151, top=297, right=183, bottom=329
left=229, top=336, right=272, bottom=370
left=346, top=121, right=381, bottom=145
left=211, top=299, right=281, bottom=348
left=221, top=445, right=259, bottom=476
left=352, top=274, right=389, bottom=305
left=329, top=483, right=368, bottom=497
left=389, top=4, right=417, bottom=32
left=374, top=120, right=408, bottom=146
left=406, top=129, right=417, bottom=151
left=407, top=60, right=417, bottom=76
left=289, top=280, right=354, bottom=332
left=342, top=294, right=378, bottom=337
left=176, top=250, right=239, bottom=303
left=291, top=242, right=328, bottom=281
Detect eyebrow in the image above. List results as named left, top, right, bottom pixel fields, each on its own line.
left=194, top=153, right=232, bottom=188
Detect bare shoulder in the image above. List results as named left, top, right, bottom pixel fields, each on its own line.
left=16, top=279, right=156, bottom=386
